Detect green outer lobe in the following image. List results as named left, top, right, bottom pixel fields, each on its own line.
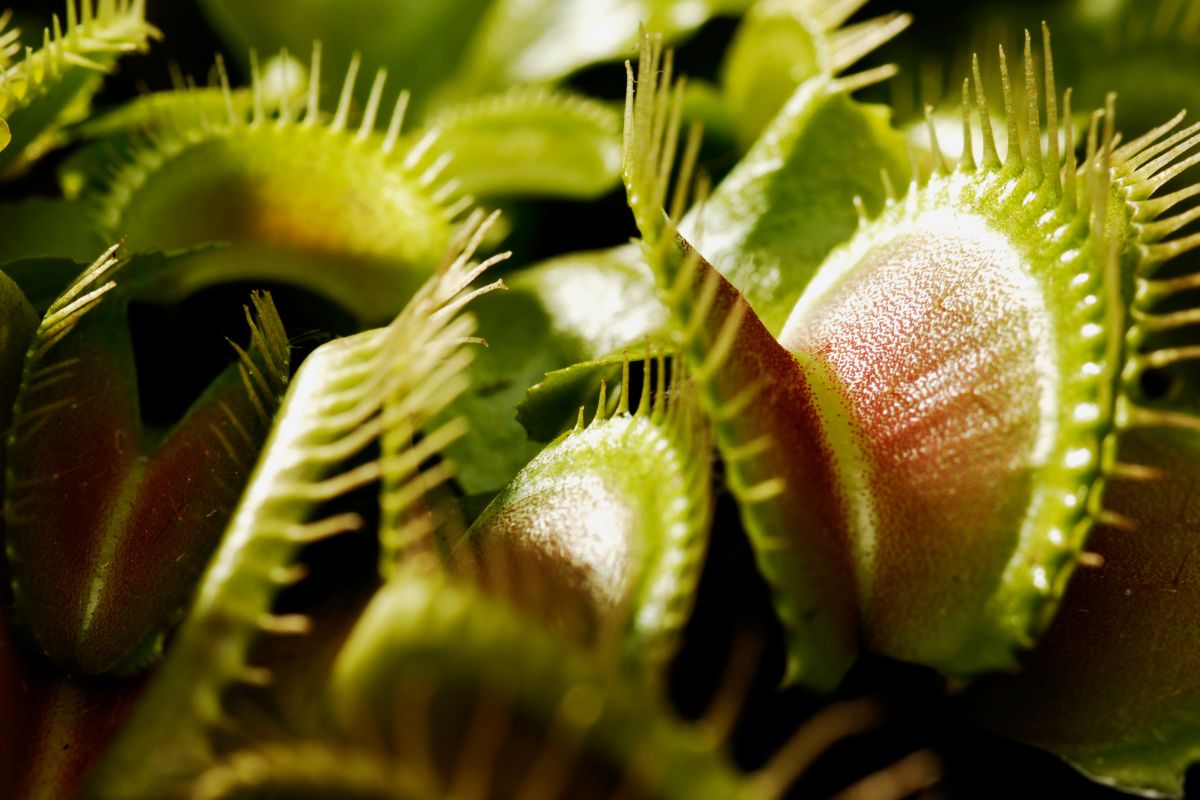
left=460, top=393, right=709, bottom=665
left=332, top=572, right=746, bottom=800
left=966, top=426, right=1200, bottom=798
left=431, top=89, right=623, bottom=199
left=778, top=168, right=1120, bottom=675
left=686, top=80, right=910, bottom=336
left=443, top=0, right=754, bottom=99
left=97, top=126, right=452, bottom=324
left=440, top=244, right=667, bottom=496
left=720, top=0, right=823, bottom=148
left=199, top=0, right=492, bottom=119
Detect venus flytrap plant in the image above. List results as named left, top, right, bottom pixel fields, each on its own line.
left=452, top=356, right=713, bottom=670
left=2, top=3, right=1198, bottom=797
left=4, top=245, right=291, bottom=676
left=84, top=212, right=505, bottom=799
left=623, top=25, right=1200, bottom=693
left=75, top=46, right=460, bottom=325
left=720, top=0, right=912, bottom=149
left=686, top=6, right=907, bottom=333
left=0, top=0, right=158, bottom=177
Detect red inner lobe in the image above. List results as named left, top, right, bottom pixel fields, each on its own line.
left=779, top=221, right=1049, bottom=663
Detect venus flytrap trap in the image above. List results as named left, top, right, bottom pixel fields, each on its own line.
left=451, top=356, right=712, bottom=670
left=20, top=42, right=627, bottom=326
left=623, top=22, right=1200, bottom=699
left=84, top=212, right=505, bottom=799
left=5, top=245, right=291, bottom=676
left=76, top=46, right=461, bottom=325
left=426, top=87, right=623, bottom=200
left=317, top=569, right=939, bottom=800
left=720, top=0, right=912, bottom=149
left=0, top=0, right=158, bottom=177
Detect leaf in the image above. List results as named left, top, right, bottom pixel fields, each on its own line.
left=720, top=0, right=911, bottom=148
left=966, top=426, right=1200, bottom=798
left=444, top=0, right=754, bottom=98
left=685, top=78, right=911, bottom=336
left=428, top=87, right=622, bottom=199
left=518, top=354, right=627, bottom=442
left=439, top=244, right=667, bottom=496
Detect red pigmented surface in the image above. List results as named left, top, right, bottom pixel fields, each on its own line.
left=780, top=224, right=1047, bottom=662
left=0, top=605, right=144, bottom=800
left=688, top=243, right=861, bottom=682
left=83, top=374, right=260, bottom=674
left=7, top=336, right=142, bottom=674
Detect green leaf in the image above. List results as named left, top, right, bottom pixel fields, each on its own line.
left=720, top=0, right=910, bottom=148
left=429, top=88, right=622, bottom=199
left=518, top=354, right=627, bottom=442
left=0, top=198, right=103, bottom=262
left=438, top=244, right=667, bottom=496
left=444, top=0, right=754, bottom=97
left=686, top=78, right=911, bottom=336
